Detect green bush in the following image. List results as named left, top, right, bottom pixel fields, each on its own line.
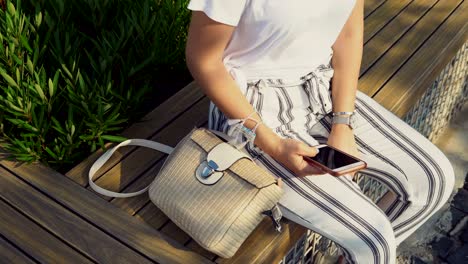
left=0, top=0, right=191, bottom=172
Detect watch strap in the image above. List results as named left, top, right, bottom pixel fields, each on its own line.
left=332, top=115, right=351, bottom=125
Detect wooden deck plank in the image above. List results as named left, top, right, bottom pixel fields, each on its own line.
left=373, top=0, right=468, bottom=117
left=361, top=0, right=438, bottom=74
left=0, top=161, right=213, bottom=264
left=185, top=240, right=218, bottom=261
left=358, top=0, right=463, bottom=97
left=215, top=219, right=306, bottom=264
left=364, top=0, right=387, bottom=18
left=0, top=236, right=36, bottom=264
left=363, top=0, right=413, bottom=43
left=135, top=203, right=169, bottom=230
left=0, top=166, right=152, bottom=264
left=161, top=222, right=191, bottom=245
left=248, top=222, right=307, bottom=264
left=0, top=199, right=92, bottom=264
left=111, top=162, right=163, bottom=215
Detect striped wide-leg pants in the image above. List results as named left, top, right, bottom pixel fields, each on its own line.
left=208, top=60, right=455, bottom=264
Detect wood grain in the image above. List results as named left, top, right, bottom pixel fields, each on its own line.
left=0, top=166, right=152, bottom=263
left=0, top=236, right=36, bottom=264
left=0, top=162, right=213, bottom=264
left=374, top=0, right=468, bottom=117
left=0, top=199, right=92, bottom=263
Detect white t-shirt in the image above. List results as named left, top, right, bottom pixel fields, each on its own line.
left=187, top=0, right=357, bottom=94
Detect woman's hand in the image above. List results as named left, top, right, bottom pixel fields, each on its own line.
left=269, top=137, right=326, bottom=177
left=327, top=124, right=360, bottom=177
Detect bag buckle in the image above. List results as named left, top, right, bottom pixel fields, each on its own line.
left=262, top=204, right=283, bottom=233
left=201, top=160, right=219, bottom=178
left=195, top=142, right=252, bottom=185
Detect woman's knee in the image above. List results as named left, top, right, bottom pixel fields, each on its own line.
left=412, top=143, right=455, bottom=209
left=341, top=212, right=396, bottom=263
left=433, top=151, right=456, bottom=205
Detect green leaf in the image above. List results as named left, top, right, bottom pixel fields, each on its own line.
left=35, top=12, right=43, bottom=27
left=51, top=117, right=66, bottom=135
left=20, top=35, right=33, bottom=53
left=16, top=155, right=35, bottom=162
left=48, top=79, right=54, bottom=98
left=34, top=84, right=47, bottom=102
left=26, top=58, right=34, bottom=73
left=11, top=53, right=23, bottom=65
left=79, top=135, right=94, bottom=141
left=101, top=135, right=127, bottom=142
left=52, top=71, right=60, bottom=97
left=0, top=71, right=19, bottom=88
left=61, top=64, right=73, bottom=79
left=45, top=147, right=58, bottom=159
left=7, top=2, right=16, bottom=16
left=6, top=118, right=38, bottom=132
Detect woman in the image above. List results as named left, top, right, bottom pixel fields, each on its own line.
left=184, top=0, right=455, bottom=263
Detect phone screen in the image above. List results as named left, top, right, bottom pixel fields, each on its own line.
left=309, top=146, right=360, bottom=170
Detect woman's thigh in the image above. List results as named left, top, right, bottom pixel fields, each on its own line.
left=244, top=144, right=397, bottom=264
left=207, top=87, right=398, bottom=263
left=315, top=90, right=455, bottom=244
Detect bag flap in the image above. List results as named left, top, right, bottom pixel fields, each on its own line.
left=190, top=128, right=278, bottom=189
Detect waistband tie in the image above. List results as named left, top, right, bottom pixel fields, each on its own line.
left=247, top=63, right=335, bottom=122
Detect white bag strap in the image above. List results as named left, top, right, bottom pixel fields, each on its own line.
left=88, top=129, right=237, bottom=198
left=88, top=139, right=174, bottom=198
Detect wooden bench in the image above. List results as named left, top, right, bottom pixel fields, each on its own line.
left=1, top=0, right=466, bottom=263
left=0, top=161, right=212, bottom=263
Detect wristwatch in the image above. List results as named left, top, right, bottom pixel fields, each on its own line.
left=331, top=111, right=358, bottom=130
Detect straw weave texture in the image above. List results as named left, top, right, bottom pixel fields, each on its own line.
left=148, top=127, right=284, bottom=258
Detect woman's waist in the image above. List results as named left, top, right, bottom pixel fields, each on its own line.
left=229, top=64, right=334, bottom=88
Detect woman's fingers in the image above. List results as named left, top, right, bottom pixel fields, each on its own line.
left=277, top=178, right=283, bottom=187
left=296, top=141, right=319, bottom=157
left=296, top=159, right=326, bottom=177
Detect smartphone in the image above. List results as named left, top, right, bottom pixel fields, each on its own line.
left=304, top=144, right=367, bottom=176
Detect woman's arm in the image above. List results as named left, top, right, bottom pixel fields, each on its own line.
left=185, top=11, right=323, bottom=177
left=185, top=11, right=281, bottom=156
left=327, top=0, right=364, bottom=158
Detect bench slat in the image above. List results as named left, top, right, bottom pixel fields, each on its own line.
left=364, top=0, right=387, bottom=18
left=0, top=199, right=92, bottom=263
left=361, top=0, right=437, bottom=74
left=0, top=236, right=36, bottom=264
left=0, top=161, right=213, bottom=264
left=359, top=0, right=463, bottom=97
left=374, top=0, right=468, bottom=117
left=0, top=166, right=152, bottom=264
left=247, top=222, right=307, bottom=264
left=362, top=0, right=413, bottom=43
left=215, top=219, right=306, bottom=264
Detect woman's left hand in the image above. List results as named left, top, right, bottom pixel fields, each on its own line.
left=327, top=124, right=360, bottom=178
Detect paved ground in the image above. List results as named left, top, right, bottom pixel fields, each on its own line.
left=397, top=103, right=468, bottom=264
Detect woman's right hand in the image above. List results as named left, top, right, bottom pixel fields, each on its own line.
left=269, top=138, right=326, bottom=177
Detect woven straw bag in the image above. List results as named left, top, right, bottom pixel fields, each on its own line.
left=89, top=126, right=284, bottom=258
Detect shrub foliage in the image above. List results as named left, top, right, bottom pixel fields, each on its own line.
left=0, top=0, right=191, bottom=171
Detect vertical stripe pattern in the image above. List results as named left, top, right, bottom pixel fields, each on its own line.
left=207, top=60, right=455, bottom=263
